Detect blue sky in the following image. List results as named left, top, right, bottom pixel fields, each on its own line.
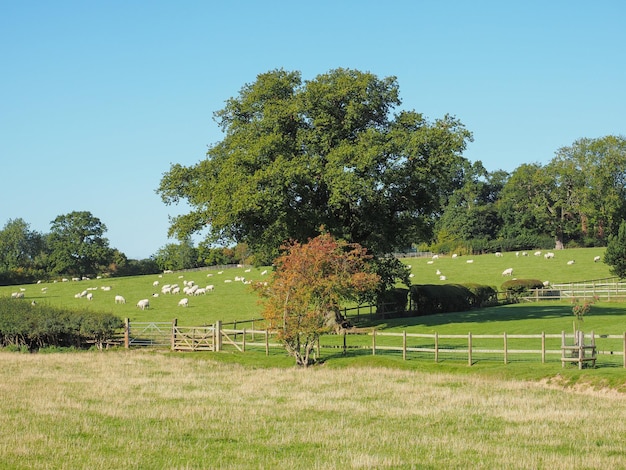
left=2, top=1, right=625, bottom=259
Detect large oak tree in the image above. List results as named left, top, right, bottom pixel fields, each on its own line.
left=158, top=68, right=473, bottom=263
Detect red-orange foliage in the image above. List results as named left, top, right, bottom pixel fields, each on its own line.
left=256, top=233, right=380, bottom=366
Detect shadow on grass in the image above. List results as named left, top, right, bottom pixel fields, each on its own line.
left=351, top=303, right=625, bottom=329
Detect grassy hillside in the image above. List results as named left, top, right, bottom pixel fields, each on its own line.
left=402, top=247, right=610, bottom=288
left=0, top=247, right=614, bottom=327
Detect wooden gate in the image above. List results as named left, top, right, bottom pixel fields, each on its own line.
left=172, top=324, right=215, bottom=351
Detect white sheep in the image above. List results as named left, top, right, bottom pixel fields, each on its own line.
left=466, top=259, right=474, bottom=264
left=136, top=299, right=150, bottom=310
left=567, top=260, right=575, bottom=265
left=502, top=268, right=513, bottom=276
left=436, top=269, right=441, bottom=275
left=86, top=293, right=93, bottom=301
left=178, top=298, right=189, bottom=307
left=495, top=252, right=503, bottom=257
left=544, top=252, right=555, bottom=259
left=206, top=285, right=215, bottom=292
left=261, top=270, right=268, bottom=276
left=451, top=254, right=458, bottom=258
left=594, top=256, right=601, bottom=262
left=439, top=275, right=447, bottom=281
left=115, top=295, right=126, bottom=304
left=153, top=280, right=160, bottom=287
left=171, top=286, right=181, bottom=294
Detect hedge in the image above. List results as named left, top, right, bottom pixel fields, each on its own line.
left=0, top=297, right=123, bottom=350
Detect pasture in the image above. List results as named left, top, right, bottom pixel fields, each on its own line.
left=1, top=350, right=626, bottom=469
left=0, top=247, right=612, bottom=326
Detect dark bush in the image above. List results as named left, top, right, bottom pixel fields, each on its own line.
left=500, top=279, right=545, bottom=302
left=461, top=283, right=498, bottom=307
left=0, top=297, right=123, bottom=351
left=376, top=288, right=409, bottom=317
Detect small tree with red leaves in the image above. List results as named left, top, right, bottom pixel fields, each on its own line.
left=256, top=233, right=380, bottom=366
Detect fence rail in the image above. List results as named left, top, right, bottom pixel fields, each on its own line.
left=521, top=278, right=626, bottom=302
left=122, top=319, right=626, bottom=368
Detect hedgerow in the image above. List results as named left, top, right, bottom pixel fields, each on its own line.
left=0, top=297, right=123, bottom=351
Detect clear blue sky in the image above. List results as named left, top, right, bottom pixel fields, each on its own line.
left=2, top=1, right=625, bottom=259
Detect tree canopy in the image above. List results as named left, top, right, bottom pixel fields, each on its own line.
left=47, top=211, right=113, bottom=277
left=158, top=68, right=473, bottom=263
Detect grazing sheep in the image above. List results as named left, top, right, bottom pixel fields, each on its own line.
left=543, top=281, right=550, bottom=287
left=439, top=275, right=447, bottom=281
left=101, top=286, right=112, bottom=291
left=502, top=268, right=514, bottom=276
left=534, top=251, right=542, bottom=256
left=115, top=295, right=126, bottom=304
left=451, top=254, right=458, bottom=258
left=594, top=256, right=601, bottom=262
left=427, top=261, right=434, bottom=265
left=432, top=255, right=439, bottom=260
left=567, top=260, right=575, bottom=265
left=244, top=268, right=251, bottom=273
left=408, top=273, right=414, bottom=278
left=495, top=252, right=503, bottom=257
left=206, top=285, right=215, bottom=292
left=466, top=259, right=474, bottom=264
left=153, top=280, right=159, bottom=287
left=178, top=298, right=189, bottom=307
left=261, top=270, right=268, bottom=275
left=436, top=269, right=441, bottom=275
left=136, top=299, right=150, bottom=310
left=171, top=286, right=181, bottom=294
left=194, top=288, right=206, bottom=295
left=544, top=252, right=555, bottom=259
left=163, top=270, right=173, bottom=274
left=86, top=293, right=93, bottom=301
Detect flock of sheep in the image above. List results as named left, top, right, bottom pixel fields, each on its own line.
left=9, top=267, right=270, bottom=310
left=420, top=250, right=602, bottom=285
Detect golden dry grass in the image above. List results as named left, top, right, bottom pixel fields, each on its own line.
left=1, top=350, right=626, bottom=469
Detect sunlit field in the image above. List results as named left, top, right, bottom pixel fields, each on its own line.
left=0, top=247, right=612, bottom=326
left=0, top=350, right=625, bottom=469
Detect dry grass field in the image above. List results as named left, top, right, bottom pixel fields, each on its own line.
left=1, top=350, right=626, bottom=469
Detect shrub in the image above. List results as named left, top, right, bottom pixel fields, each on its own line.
left=410, top=284, right=474, bottom=315
left=500, top=279, right=545, bottom=302
left=0, top=297, right=123, bottom=351
left=376, top=288, right=409, bottom=317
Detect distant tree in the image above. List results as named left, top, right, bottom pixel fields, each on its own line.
left=256, top=233, right=380, bottom=366
left=604, top=220, right=626, bottom=278
left=153, top=238, right=198, bottom=271
left=0, top=218, right=44, bottom=272
left=158, top=68, right=473, bottom=264
left=47, top=211, right=113, bottom=277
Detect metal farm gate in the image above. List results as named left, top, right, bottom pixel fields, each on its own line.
left=125, top=320, right=173, bottom=348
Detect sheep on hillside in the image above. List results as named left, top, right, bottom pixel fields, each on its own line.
left=502, top=268, right=513, bottom=276
left=136, top=299, right=150, bottom=310
left=115, top=295, right=126, bottom=304
left=178, top=298, right=189, bottom=307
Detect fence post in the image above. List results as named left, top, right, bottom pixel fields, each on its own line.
left=242, top=328, right=246, bottom=352
left=623, top=332, right=626, bottom=369
left=372, top=330, right=376, bottom=356
left=124, top=318, right=130, bottom=349
left=343, top=330, right=347, bottom=356
left=265, top=329, right=269, bottom=356
left=503, top=332, right=508, bottom=364
left=468, top=332, right=472, bottom=366
left=578, top=331, right=584, bottom=370
left=403, top=330, right=407, bottom=361
left=435, top=332, right=439, bottom=363
left=541, top=332, right=546, bottom=363
left=171, top=318, right=177, bottom=351
left=215, top=320, right=222, bottom=352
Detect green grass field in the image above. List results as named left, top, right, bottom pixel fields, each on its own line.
left=0, top=247, right=613, bottom=327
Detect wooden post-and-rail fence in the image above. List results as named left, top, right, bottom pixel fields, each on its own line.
left=121, top=319, right=626, bottom=368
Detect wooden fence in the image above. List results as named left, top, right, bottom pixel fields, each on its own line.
left=521, top=278, right=626, bottom=302
left=121, top=319, right=626, bottom=368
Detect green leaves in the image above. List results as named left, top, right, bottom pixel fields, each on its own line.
left=158, top=68, right=473, bottom=263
